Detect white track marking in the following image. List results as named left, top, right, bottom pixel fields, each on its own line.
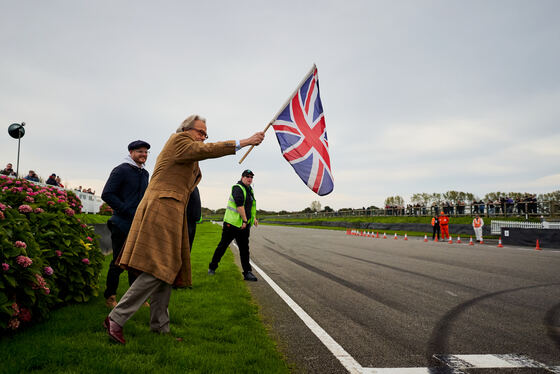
left=446, top=291, right=458, bottom=297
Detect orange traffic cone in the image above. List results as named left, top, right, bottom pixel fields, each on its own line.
left=448, top=236, right=453, bottom=244
left=497, top=237, right=503, bottom=248
left=535, top=239, right=541, bottom=251
left=469, top=236, right=474, bottom=246
left=457, top=235, right=462, bottom=244
left=383, top=233, right=387, bottom=239
left=404, top=233, right=408, bottom=240
left=434, top=236, right=438, bottom=242
left=424, top=234, right=428, bottom=242
left=394, top=233, right=398, bottom=240
left=376, top=232, right=379, bottom=238
left=480, top=238, right=484, bottom=244
left=346, top=229, right=350, bottom=235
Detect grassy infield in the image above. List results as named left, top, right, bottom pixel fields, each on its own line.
left=1, top=223, right=289, bottom=374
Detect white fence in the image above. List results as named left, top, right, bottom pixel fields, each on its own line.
left=74, top=191, right=104, bottom=214
left=490, top=220, right=560, bottom=235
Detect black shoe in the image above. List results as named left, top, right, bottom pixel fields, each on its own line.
left=208, top=269, right=215, bottom=275
left=243, top=271, right=257, bottom=282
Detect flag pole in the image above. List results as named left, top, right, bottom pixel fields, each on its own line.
left=238, top=63, right=317, bottom=164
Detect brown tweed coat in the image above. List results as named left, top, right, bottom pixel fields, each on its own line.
left=118, top=131, right=236, bottom=287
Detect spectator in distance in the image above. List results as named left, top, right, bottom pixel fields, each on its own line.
left=1, top=163, right=16, bottom=176
left=25, top=170, right=39, bottom=182
left=45, top=173, right=58, bottom=186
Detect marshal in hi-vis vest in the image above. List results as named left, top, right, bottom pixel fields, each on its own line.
left=223, top=183, right=257, bottom=228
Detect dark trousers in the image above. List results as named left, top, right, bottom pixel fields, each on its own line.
left=432, top=225, right=440, bottom=240
left=104, top=222, right=138, bottom=299
left=187, top=187, right=201, bottom=252
left=209, top=223, right=251, bottom=274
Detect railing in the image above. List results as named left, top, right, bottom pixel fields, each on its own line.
left=490, top=220, right=560, bottom=234
left=261, top=202, right=558, bottom=220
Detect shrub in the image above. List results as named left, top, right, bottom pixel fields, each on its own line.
left=98, top=202, right=113, bottom=216
left=0, top=176, right=103, bottom=332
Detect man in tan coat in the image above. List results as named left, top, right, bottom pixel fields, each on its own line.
left=104, top=114, right=264, bottom=344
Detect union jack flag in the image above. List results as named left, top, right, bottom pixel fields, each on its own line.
left=272, top=65, right=333, bottom=196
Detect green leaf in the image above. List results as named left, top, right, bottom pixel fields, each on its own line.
left=4, top=275, right=17, bottom=288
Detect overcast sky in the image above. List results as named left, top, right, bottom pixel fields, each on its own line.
left=1, top=1, right=559, bottom=211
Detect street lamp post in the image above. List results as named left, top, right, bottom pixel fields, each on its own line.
left=8, top=122, right=26, bottom=178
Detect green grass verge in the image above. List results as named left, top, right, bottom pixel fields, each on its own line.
left=76, top=213, right=110, bottom=224
left=0, top=222, right=289, bottom=374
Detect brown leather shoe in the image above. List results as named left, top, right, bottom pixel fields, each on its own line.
left=104, top=316, right=126, bottom=344
left=105, top=295, right=117, bottom=309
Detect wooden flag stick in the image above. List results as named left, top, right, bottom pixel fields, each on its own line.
left=238, top=63, right=317, bottom=164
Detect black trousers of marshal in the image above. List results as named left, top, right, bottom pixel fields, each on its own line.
left=209, top=223, right=251, bottom=274
left=432, top=225, right=440, bottom=240
left=104, top=221, right=138, bottom=299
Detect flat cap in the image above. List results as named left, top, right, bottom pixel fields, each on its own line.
left=128, top=140, right=151, bottom=151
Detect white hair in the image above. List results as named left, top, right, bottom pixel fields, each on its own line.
left=176, top=114, right=206, bottom=133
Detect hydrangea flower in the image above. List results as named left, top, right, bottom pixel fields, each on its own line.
left=34, top=208, right=44, bottom=214
left=19, top=308, right=32, bottom=322
left=86, top=236, right=93, bottom=242
left=44, top=266, right=54, bottom=276
left=82, top=258, right=90, bottom=265
left=65, top=208, right=75, bottom=216
left=25, top=196, right=34, bottom=203
left=0, top=211, right=4, bottom=220
left=55, top=250, right=62, bottom=257
left=18, top=205, right=33, bottom=213
left=16, top=256, right=33, bottom=268
left=2, top=263, right=9, bottom=271
left=8, top=319, right=20, bottom=330
left=15, top=241, right=27, bottom=249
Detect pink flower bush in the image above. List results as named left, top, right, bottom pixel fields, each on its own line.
left=32, top=274, right=50, bottom=294
left=81, top=258, right=90, bottom=265
left=14, top=241, right=27, bottom=249
left=2, top=263, right=9, bottom=271
left=44, top=266, right=54, bottom=276
left=18, top=308, right=32, bottom=323
left=25, top=196, right=34, bottom=203
left=16, top=256, right=33, bottom=268
left=8, top=319, right=20, bottom=330
left=64, top=208, right=75, bottom=216
left=18, top=204, right=32, bottom=213
left=34, top=208, right=44, bottom=214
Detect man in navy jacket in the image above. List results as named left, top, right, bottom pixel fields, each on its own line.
left=101, top=140, right=150, bottom=308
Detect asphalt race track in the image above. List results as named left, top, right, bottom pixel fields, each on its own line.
left=242, top=225, right=560, bottom=374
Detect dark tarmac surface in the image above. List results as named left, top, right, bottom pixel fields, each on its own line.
left=241, top=226, right=560, bottom=373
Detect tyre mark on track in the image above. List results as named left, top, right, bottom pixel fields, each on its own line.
left=262, top=243, right=409, bottom=313
left=334, top=252, right=482, bottom=293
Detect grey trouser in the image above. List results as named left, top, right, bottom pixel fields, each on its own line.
left=109, top=272, right=172, bottom=333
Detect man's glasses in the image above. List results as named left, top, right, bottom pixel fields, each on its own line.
left=192, top=128, right=208, bottom=139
